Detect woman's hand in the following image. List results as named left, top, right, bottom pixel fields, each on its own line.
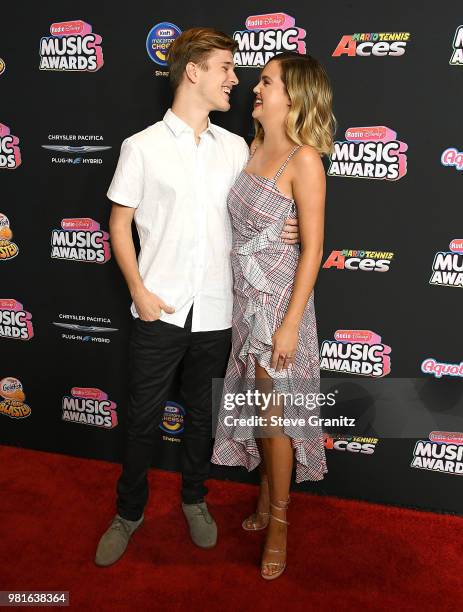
left=271, top=322, right=299, bottom=371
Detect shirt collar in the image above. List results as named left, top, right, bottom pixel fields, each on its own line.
left=163, top=108, right=216, bottom=139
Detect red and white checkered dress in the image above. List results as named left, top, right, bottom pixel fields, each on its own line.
left=212, top=146, right=328, bottom=483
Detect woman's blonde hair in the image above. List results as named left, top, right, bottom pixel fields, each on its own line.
left=254, top=52, right=337, bottom=156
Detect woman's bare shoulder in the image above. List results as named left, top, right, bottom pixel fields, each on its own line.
left=292, top=145, right=324, bottom=176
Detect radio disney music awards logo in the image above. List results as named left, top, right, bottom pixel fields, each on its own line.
left=0, top=58, right=5, bottom=75
left=332, top=32, right=410, bottom=57
left=0, top=214, right=19, bottom=261
left=233, top=13, right=306, bottom=67
left=0, top=377, right=31, bottom=419
left=322, top=249, right=394, bottom=273
left=411, top=432, right=463, bottom=476
left=0, top=299, right=34, bottom=341
left=421, top=357, right=463, bottom=379
left=0, top=123, right=21, bottom=170
left=160, top=401, right=185, bottom=442
left=328, top=126, right=408, bottom=181
left=450, top=26, right=463, bottom=66
left=429, top=239, right=463, bottom=288
left=441, top=146, right=463, bottom=173
left=320, top=330, right=391, bottom=377
left=146, top=22, right=182, bottom=76
left=324, top=434, right=379, bottom=455
left=52, top=312, right=118, bottom=344
left=51, top=218, right=111, bottom=264
left=42, top=133, right=111, bottom=165
left=39, top=20, right=103, bottom=72
left=62, top=387, right=117, bottom=429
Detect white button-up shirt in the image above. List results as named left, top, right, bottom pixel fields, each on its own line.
left=107, top=109, right=249, bottom=331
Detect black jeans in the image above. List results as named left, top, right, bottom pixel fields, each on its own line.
left=116, top=304, right=231, bottom=521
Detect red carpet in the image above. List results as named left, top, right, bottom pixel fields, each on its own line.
left=0, top=446, right=462, bottom=611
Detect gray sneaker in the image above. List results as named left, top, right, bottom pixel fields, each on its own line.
left=182, top=501, right=217, bottom=549
left=95, top=514, right=144, bottom=567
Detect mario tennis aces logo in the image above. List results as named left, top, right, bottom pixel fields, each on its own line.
left=429, top=239, right=463, bottom=288
left=323, top=249, right=394, bottom=272
left=0, top=299, right=34, bottom=340
left=320, top=330, right=391, bottom=377
left=62, top=387, right=117, bottom=429
left=51, top=218, right=110, bottom=263
left=324, top=434, right=379, bottom=455
left=0, top=123, right=21, bottom=170
left=39, top=20, right=104, bottom=72
left=333, top=32, right=410, bottom=57
left=233, top=13, right=306, bottom=67
left=329, top=126, right=408, bottom=180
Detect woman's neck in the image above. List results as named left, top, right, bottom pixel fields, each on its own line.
left=259, top=124, right=294, bottom=153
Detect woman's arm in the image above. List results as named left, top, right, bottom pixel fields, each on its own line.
left=271, top=146, right=326, bottom=371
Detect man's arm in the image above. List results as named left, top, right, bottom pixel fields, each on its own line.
left=109, top=203, right=175, bottom=321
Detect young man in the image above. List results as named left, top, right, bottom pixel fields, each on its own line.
left=95, top=28, right=298, bottom=566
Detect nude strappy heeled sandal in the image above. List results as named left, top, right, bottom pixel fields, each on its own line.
left=261, top=497, right=290, bottom=581
left=242, top=509, right=270, bottom=531
left=242, top=477, right=270, bottom=531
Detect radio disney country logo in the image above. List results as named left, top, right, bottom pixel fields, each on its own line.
left=328, top=126, right=408, bottom=181
left=441, top=146, right=463, bottom=172
left=332, top=32, right=410, bottom=57
left=51, top=218, right=111, bottom=264
left=0, top=299, right=34, bottom=341
left=146, top=22, right=182, bottom=75
left=0, top=214, right=19, bottom=261
left=233, top=13, right=306, bottom=67
left=324, top=434, right=379, bottom=455
left=323, top=249, right=394, bottom=272
left=160, top=401, right=185, bottom=441
left=411, top=432, right=463, bottom=475
left=0, top=377, right=31, bottom=419
left=429, top=239, right=463, bottom=288
left=40, top=20, right=103, bottom=72
left=0, top=123, right=21, bottom=170
left=421, top=357, right=463, bottom=379
left=42, top=133, right=111, bottom=165
left=320, top=330, right=391, bottom=377
left=450, top=26, right=463, bottom=66
left=62, top=387, right=117, bottom=429
left=52, top=312, right=118, bottom=344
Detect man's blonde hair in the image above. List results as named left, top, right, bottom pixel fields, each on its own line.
left=167, top=27, right=237, bottom=92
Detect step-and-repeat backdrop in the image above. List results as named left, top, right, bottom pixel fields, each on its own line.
left=2, top=1, right=463, bottom=514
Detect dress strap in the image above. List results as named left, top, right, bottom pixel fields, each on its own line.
left=274, top=145, right=301, bottom=181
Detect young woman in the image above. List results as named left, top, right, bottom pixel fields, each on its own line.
left=212, top=51, right=336, bottom=580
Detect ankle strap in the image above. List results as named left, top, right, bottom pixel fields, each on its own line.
left=270, top=514, right=290, bottom=526
left=270, top=497, right=290, bottom=511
